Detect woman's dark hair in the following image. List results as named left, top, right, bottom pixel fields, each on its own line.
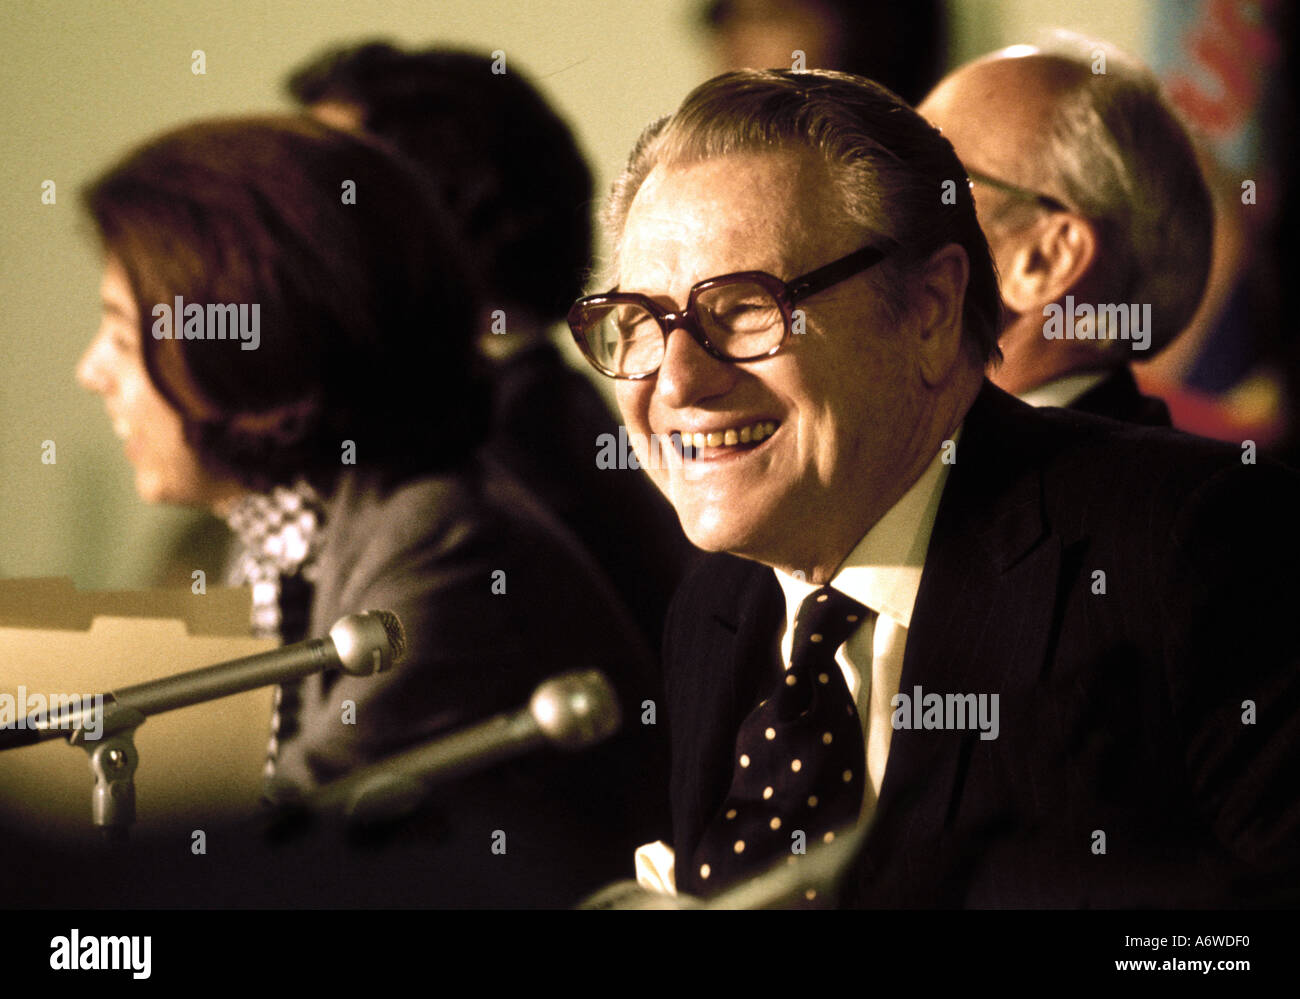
left=84, top=114, right=487, bottom=493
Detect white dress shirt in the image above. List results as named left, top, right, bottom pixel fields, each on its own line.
left=635, top=434, right=957, bottom=896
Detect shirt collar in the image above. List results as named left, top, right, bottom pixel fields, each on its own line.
left=773, top=427, right=958, bottom=631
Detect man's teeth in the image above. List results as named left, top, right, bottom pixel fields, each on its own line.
left=689, top=421, right=777, bottom=450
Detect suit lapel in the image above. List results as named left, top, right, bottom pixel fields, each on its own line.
left=858, top=384, right=1063, bottom=895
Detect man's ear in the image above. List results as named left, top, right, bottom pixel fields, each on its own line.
left=913, top=243, right=969, bottom=387
left=998, top=213, right=1098, bottom=315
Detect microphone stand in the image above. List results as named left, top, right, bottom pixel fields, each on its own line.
left=19, top=611, right=403, bottom=842
left=281, top=670, right=622, bottom=833
left=69, top=699, right=146, bottom=844
left=52, top=641, right=337, bottom=842
left=47, top=635, right=336, bottom=843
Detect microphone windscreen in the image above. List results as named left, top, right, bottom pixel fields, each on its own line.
left=330, top=610, right=408, bottom=675
left=528, top=670, right=621, bottom=749
left=371, top=609, right=408, bottom=665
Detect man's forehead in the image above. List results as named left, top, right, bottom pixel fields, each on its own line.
left=617, top=149, right=838, bottom=286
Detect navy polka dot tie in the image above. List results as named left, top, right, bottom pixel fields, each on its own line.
left=684, top=586, right=869, bottom=897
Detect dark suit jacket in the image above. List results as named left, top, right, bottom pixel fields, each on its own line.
left=1069, top=367, right=1172, bottom=427
left=663, top=382, right=1300, bottom=907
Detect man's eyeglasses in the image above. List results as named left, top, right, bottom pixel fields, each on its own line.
left=965, top=167, right=1072, bottom=215
left=567, top=243, right=889, bottom=379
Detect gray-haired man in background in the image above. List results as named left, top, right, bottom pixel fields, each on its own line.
left=920, top=36, right=1212, bottom=425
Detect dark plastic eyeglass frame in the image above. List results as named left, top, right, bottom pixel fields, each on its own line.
left=567, top=242, right=889, bottom=380
left=965, top=167, right=1072, bottom=215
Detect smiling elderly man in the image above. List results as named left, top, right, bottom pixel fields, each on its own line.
left=568, top=69, right=1299, bottom=908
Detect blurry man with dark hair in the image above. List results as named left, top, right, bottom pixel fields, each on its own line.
left=700, top=0, right=947, bottom=105
left=286, top=41, right=692, bottom=659
left=76, top=115, right=665, bottom=905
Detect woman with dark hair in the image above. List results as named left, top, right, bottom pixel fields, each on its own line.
left=75, top=115, right=665, bottom=905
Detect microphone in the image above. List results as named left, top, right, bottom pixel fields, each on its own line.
left=0, top=610, right=406, bottom=750
left=302, top=669, right=620, bottom=824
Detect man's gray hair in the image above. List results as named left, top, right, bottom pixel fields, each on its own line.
left=602, top=69, right=1004, bottom=365
left=1018, top=32, right=1213, bottom=354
